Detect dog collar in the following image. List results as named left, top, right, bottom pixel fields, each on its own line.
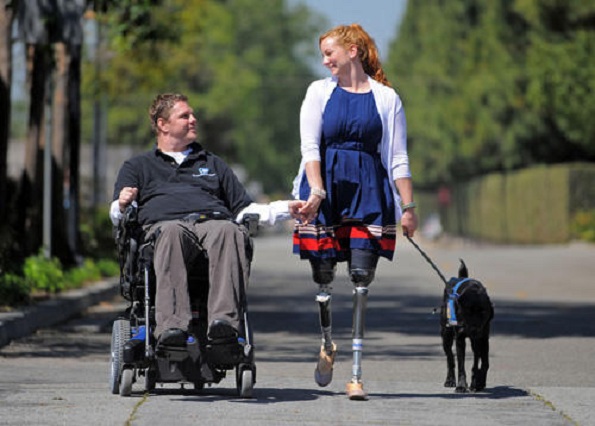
left=447, top=278, right=472, bottom=326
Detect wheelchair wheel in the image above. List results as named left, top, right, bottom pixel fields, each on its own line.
left=120, top=368, right=134, bottom=397
left=236, top=366, right=254, bottom=398
left=110, top=319, right=131, bottom=395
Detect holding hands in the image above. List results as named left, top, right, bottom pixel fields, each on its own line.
left=297, top=194, right=323, bottom=224
left=288, top=199, right=306, bottom=219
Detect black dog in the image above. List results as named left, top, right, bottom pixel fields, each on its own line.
left=440, top=260, right=494, bottom=393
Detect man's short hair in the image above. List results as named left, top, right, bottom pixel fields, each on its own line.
left=149, top=93, right=188, bottom=134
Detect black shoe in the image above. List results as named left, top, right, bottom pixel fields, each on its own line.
left=208, top=319, right=238, bottom=341
left=157, top=328, right=187, bottom=346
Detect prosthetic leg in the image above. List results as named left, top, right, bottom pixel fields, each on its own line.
left=345, top=268, right=375, bottom=400
left=311, top=260, right=337, bottom=387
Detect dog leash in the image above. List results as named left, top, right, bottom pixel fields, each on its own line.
left=406, top=235, right=448, bottom=286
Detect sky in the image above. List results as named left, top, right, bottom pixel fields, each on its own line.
left=289, top=0, right=408, bottom=76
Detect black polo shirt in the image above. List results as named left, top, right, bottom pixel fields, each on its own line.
left=113, top=142, right=253, bottom=225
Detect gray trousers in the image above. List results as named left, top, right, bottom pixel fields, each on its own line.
left=145, top=219, right=251, bottom=338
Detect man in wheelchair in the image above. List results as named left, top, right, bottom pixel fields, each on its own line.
left=109, top=93, right=302, bottom=394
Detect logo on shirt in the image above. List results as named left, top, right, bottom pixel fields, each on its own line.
left=193, top=167, right=216, bottom=178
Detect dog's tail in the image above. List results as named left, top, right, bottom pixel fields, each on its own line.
left=458, top=259, right=468, bottom=278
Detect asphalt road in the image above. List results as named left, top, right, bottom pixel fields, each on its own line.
left=1, top=232, right=594, bottom=425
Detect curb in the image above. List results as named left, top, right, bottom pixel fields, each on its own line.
left=0, top=278, right=120, bottom=349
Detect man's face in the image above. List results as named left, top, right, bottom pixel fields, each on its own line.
left=159, top=101, right=197, bottom=144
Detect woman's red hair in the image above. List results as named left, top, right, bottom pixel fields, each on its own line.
left=320, top=24, right=391, bottom=87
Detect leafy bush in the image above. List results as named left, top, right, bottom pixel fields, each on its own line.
left=96, top=259, right=120, bottom=277
left=64, top=259, right=102, bottom=290
left=571, top=210, right=595, bottom=243
left=0, top=274, right=31, bottom=307
left=23, top=253, right=65, bottom=294
left=63, top=258, right=119, bottom=289
left=10, top=253, right=120, bottom=302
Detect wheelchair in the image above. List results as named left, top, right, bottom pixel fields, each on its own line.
left=109, top=206, right=259, bottom=398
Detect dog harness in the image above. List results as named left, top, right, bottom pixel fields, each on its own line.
left=447, top=278, right=472, bottom=326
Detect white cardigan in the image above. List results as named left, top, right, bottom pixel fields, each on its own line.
left=292, top=76, right=411, bottom=221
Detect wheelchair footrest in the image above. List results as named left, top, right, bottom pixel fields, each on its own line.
left=205, top=341, right=246, bottom=367
left=156, top=346, right=187, bottom=362
left=156, top=339, right=200, bottom=363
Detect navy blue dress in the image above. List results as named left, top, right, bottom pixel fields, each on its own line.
left=293, top=86, right=397, bottom=261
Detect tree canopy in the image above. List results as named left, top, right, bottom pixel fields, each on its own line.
left=386, top=0, right=595, bottom=186
left=83, top=0, right=326, bottom=195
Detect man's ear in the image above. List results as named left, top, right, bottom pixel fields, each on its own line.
left=156, top=117, right=168, bottom=133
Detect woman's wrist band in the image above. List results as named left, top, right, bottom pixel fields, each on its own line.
left=402, top=201, right=417, bottom=211
left=310, top=187, right=327, bottom=199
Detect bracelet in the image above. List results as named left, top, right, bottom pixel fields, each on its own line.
left=402, top=201, right=417, bottom=211
left=310, top=187, right=327, bottom=199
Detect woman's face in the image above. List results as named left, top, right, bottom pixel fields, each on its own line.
left=320, top=36, right=354, bottom=76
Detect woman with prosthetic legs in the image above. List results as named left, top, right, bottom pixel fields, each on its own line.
left=311, top=250, right=378, bottom=400
left=292, top=23, right=418, bottom=400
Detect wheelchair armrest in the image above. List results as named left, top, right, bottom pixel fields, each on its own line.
left=242, top=213, right=260, bottom=237
left=123, top=204, right=138, bottom=226
left=114, top=205, right=137, bottom=245
left=113, top=205, right=143, bottom=301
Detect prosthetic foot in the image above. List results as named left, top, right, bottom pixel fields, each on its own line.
left=314, top=282, right=336, bottom=387
left=346, top=380, right=368, bottom=400
left=315, top=342, right=337, bottom=387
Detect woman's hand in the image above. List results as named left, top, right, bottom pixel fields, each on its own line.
left=400, top=209, right=418, bottom=237
left=288, top=200, right=306, bottom=219
left=299, top=194, right=323, bottom=224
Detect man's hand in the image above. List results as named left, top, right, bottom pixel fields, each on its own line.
left=118, top=187, right=138, bottom=212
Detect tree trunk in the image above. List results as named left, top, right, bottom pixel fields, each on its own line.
left=0, top=2, right=13, bottom=225
left=67, top=42, right=82, bottom=263
left=20, top=43, right=50, bottom=256
left=47, top=42, right=82, bottom=266
left=50, top=42, right=75, bottom=265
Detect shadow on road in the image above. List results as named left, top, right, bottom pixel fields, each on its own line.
left=119, top=384, right=528, bottom=403
left=372, top=385, right=529, bottom=400
left=248, top=271, right=595, bottom=340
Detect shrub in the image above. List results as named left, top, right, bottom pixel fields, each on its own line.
left=96, top=259, right=120, bottom=277
left=0, top=273, right=31, bottom=307
left=63, top=258, right=119, bottom=290
left=23, top=253, right=65, bottom=294
left=64, top=259, right=101, bottom=289
left=570, top=210, right=595, bottom=243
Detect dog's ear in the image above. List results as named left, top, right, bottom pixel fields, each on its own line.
left=458, top=259, right=468, bottom=278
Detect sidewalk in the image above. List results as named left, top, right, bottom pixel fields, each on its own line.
left=0, top=279, right=119, bottom=348
left=1, top=235, right=594, bottom=425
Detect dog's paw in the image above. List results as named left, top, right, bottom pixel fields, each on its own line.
left=470, top=371, right=487, bottom=391
left=470, top=380, right=486, bottom=392
left=455, top=385, right=469, bottom=393
left=444, top=378, right=456, bottom=388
